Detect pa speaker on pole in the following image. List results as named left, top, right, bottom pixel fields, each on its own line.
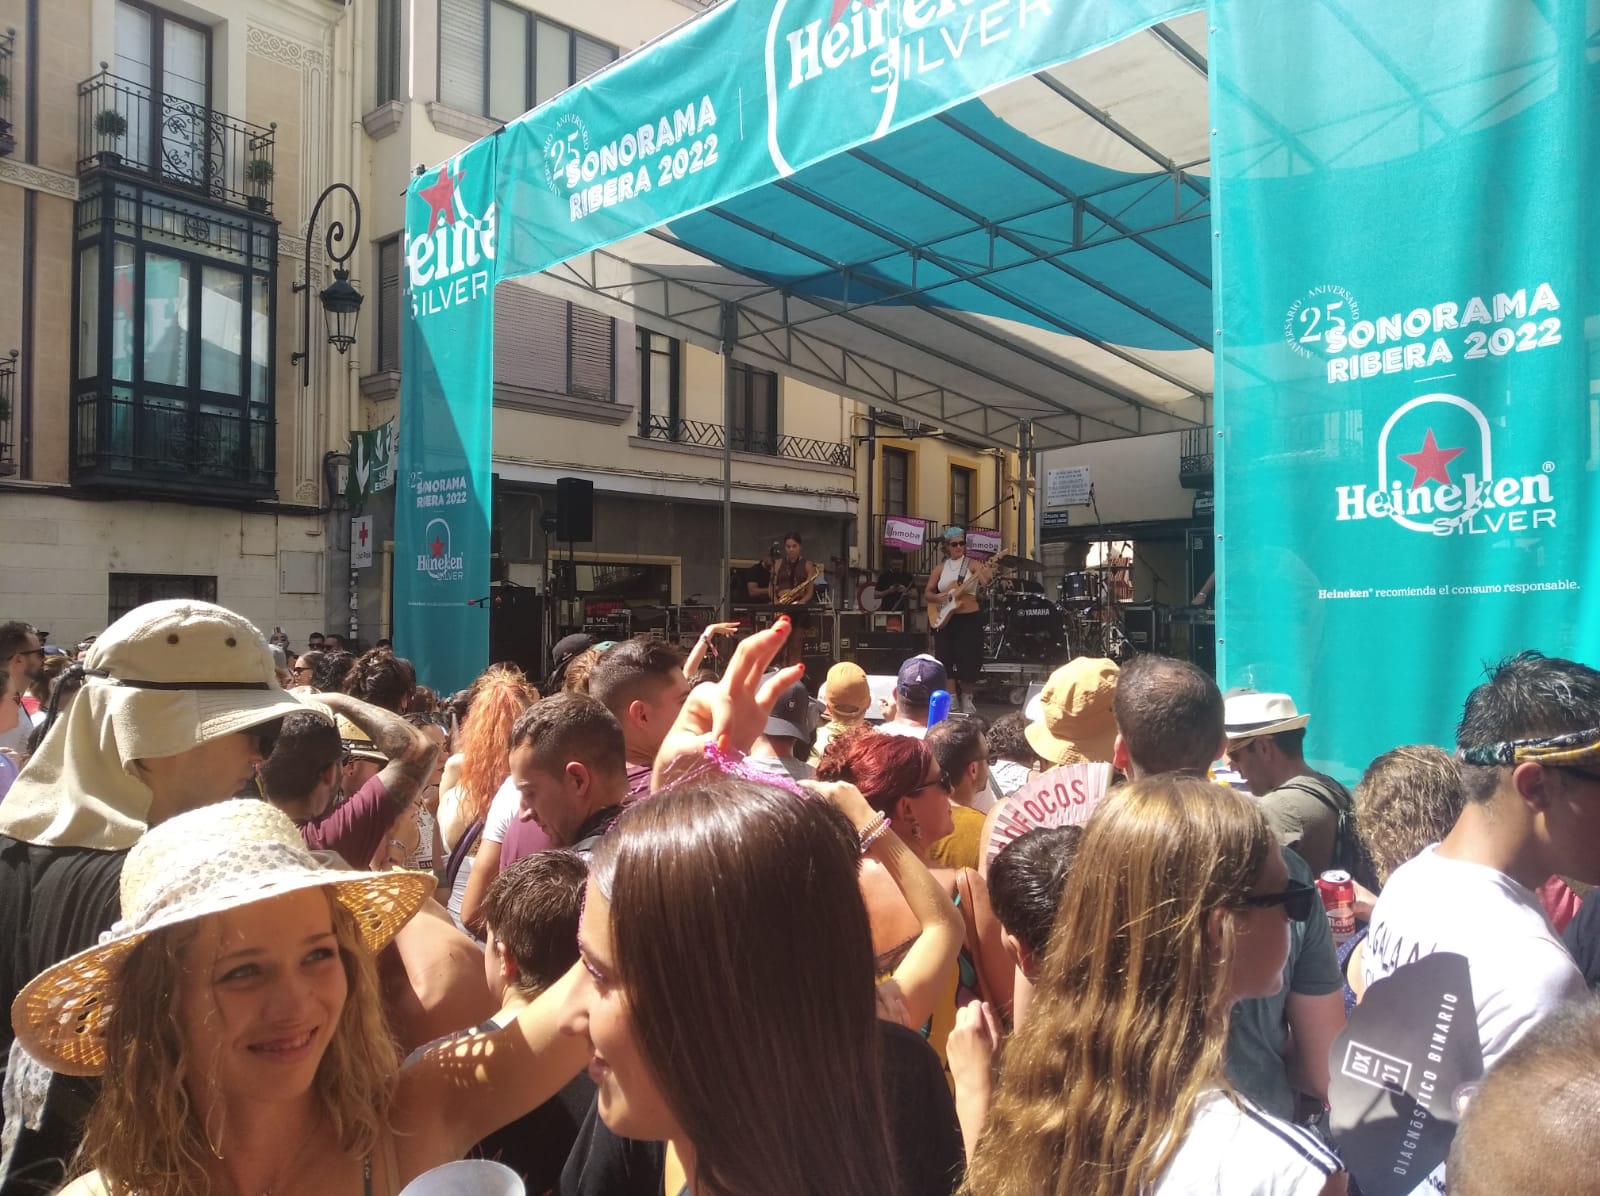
left=554, top=477, right=594, bottom=542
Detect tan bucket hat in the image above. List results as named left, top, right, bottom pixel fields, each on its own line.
left=1024, top=657, right=1120, bottom=767
left=11, top=799, right=432, bottom=1076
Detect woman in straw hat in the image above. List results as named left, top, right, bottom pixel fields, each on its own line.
left=14, top=799, right=587, bottom=1196
left=960, top=776, right=1346, bottom=1196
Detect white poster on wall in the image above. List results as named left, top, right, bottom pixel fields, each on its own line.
left=1046, top=466, right=1092, bottom=508
left=351, top=516, right=374, bottom=569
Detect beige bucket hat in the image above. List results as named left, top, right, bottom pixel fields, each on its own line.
left=11, top=799, right=432, bottom=1076
left=1024, top=657, right=1120, bottom=767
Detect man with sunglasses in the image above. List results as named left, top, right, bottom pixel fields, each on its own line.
left=0, top=621, right=46, bottom=758
left=1364, top=651, right=1596, bottom=1195
left=1111, top=653, right=1345, bottom=1128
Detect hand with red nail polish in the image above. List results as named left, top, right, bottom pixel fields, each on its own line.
left=652, top=616, right=804, bottom=792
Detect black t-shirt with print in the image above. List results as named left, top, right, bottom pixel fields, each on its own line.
left=558, top=1019, right=964, bottom=1196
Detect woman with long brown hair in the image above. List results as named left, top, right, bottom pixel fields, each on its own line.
left=436, top=664, right=538, bottom=929
left=962, top=776, right=1346, bottom=1196
left=816, top=729, right=1014, bottom=1065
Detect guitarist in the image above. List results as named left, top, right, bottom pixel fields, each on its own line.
left=924, top=526, right=991, bottom=715
left=772, top=532, right=816, bottom=667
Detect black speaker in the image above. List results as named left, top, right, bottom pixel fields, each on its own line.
left=555, top=477, right=594, bottom=542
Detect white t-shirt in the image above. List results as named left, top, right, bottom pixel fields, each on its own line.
left=1153, top=1090, right=1341, bottom=1195
left=482, top=774, right=521, bottom=846
left=1362, top=845, right=1586, bottom=1195
left=877, top=719, right=927, bottom=739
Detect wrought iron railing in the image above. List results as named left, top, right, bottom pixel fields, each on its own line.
left=0, top=348, right=17, bottom=475
left=638, top=413, right=852, bottom=469
left=1179, top=424, right=1213, bottom=488
left=0, top=29, right=16, bottom=158
left=77, top=66, right=276, bottom=213
left=72, top=385, right=273, bottom=493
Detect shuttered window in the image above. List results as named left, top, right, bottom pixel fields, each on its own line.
left=437, top=0, right=617, bottom=119
left=375, top=0, right=402, bottom=104
left=730, top=363, right=779, bottom=455
left=493, top=286, right=615, bottom=402
left=376, top=236, right=401, bottom=372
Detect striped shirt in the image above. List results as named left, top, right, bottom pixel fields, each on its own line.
left=1152, top=1090, right=1343, bottom=1195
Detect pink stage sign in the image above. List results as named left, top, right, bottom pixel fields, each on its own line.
left=882, top=516, right=926, bottom=551
left=965, top=528, right=1001, bottom=559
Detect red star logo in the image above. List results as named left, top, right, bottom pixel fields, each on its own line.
left=829, top=0, right=877, bottom=25
left=430, top=536, right=445, bottom=558
left=1397, top=428, right=1466, bottom=489
left=418, top=165, right=463, bottom=235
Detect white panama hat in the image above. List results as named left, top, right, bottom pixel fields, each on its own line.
left=11, top=799, right=432, bottom=1076
left=1223, top=691, right=1311, bottom=742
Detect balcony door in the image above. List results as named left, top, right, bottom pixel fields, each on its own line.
left=114, top=1, right=212, bottom=188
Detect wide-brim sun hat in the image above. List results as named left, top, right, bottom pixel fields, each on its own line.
left=1223, top=691, right=1310, bottom=743
left=12, top=799, right=432, bottom=1077
left=1024, top=657, right=1120, bottom=767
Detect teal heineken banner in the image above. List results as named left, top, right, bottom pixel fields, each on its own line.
left=493, top=0, right=1197, bottom=276
left=395, top=142, right=498, bottom=695
left=1212, top=2, right=1600, bottom=777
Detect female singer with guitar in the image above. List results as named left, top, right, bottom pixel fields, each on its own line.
left=924, top=527, right=991, bottom=715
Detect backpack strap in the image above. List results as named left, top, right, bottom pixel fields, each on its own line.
left=1277, top=776, right=1351, bottom=820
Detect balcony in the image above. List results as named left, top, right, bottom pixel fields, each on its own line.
left=72, top=385, right=274, bottom=498
left=77, top=66, right=276, bottom=214
left=0, top=348, right=17, bottom=475
left=638, top=414, right=853, bottom=470
left=1179, top=425, right=1213, bottom=489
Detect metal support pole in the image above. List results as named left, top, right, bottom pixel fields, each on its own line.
left=1017, top=420, right=1032, bottom=558
left=719, top=304, right=737, bottom=620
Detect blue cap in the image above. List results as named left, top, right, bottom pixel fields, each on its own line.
left=896, top=654, right=947, bottom=702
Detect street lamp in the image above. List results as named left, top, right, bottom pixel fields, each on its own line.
left=291, top=181, right=363, bottom=387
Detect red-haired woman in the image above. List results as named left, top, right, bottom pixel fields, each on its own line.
left=816, top=729, right=1014, bottom=1071
left=436, top=664, right=538, bottom=930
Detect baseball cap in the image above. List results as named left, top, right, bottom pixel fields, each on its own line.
left=896, top=654, right=947, bottom=703
left=822, top=662, right=870, bottom=722
left=763, top=671, right=817, bottom=742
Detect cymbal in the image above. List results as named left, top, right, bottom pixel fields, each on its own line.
left=995, top=554, right=1046, bottom=574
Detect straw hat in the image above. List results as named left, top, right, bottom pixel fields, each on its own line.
left=12, top=799, right=432, bottom=1076
left=1024, top=657, right=1120, bottom=766
left=1223, top=692, right=1310, bottom=743
left=0, top=600, right=320, bottom=850
left=337, top=714, right=388, bottom=764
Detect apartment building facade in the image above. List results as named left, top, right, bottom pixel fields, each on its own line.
left=0, top=0, right=360, bottom=647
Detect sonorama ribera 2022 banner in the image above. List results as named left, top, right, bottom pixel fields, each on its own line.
left=1212, top=0, right=1600, bottom=778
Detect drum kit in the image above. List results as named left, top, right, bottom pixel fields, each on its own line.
left=976, top=556, right=1137, bottom=664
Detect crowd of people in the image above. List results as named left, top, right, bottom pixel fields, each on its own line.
left=0, top=605, right=1597, bottom=1195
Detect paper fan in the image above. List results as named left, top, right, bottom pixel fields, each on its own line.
left=984, top=762, right=1113, bottom=868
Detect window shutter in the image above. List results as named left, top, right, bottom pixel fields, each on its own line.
left=377, top=238, right=400, bottom=372
left=437, top=0, right=485, bottom=114
left=574, top=34, right=615, bottom=84
left=494, top=284, right=568, bottom=395
left=568, top=304, right=614, bottom=401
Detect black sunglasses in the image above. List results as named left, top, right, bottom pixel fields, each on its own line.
left=1240, top=878, right=1318, bottom=923
left=918, top=770, right=953, bottom=794
left=949, top=541, right=966, bottom=547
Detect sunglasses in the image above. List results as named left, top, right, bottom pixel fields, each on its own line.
left=917, top=770, right=954, bottom=795
left=1240, top=878, right=1318, bottom=923
left=949, top=541, right=966, bottom=547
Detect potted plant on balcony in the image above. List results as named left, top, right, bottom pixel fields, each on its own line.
left=244, top=156, right=273, bottom=212
left=93, top=108, right=127, bottom=166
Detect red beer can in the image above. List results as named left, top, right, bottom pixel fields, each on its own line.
left=1317, top=869, right=1357, bottom=947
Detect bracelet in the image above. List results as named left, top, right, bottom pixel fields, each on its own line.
left=858, top=812, right=893, bottom=853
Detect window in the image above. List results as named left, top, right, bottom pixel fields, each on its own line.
left=729, top=363, right=778, bottom=455
left=108, top=572, right=217, bottom=622
left=375, top=0, right=402, bottom=105
left=114, top=1, right=212, bottom=186
left=493, top=285, right=615, bottom=402
left=438, top=0, right=616, bottom=122
left=637, top=330, right=680, bottom=432
left=376, top=236, right=402, bottom=372
left=72, top=183, right=277, bottom=493
left=950, top=466, right=974, bottom=529
left=883, top=447, right=909, bottom=517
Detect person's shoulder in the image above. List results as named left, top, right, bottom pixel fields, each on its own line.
left=55, top=1172, right=112, bottom=1196
left=1168, top=1092, right=1342, bottom=1190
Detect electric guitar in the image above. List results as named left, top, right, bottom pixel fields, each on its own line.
left=928, top=562, right=998, bottom=629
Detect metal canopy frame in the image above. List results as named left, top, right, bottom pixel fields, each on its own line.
left=499, top=15, right=1218, bottom=454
